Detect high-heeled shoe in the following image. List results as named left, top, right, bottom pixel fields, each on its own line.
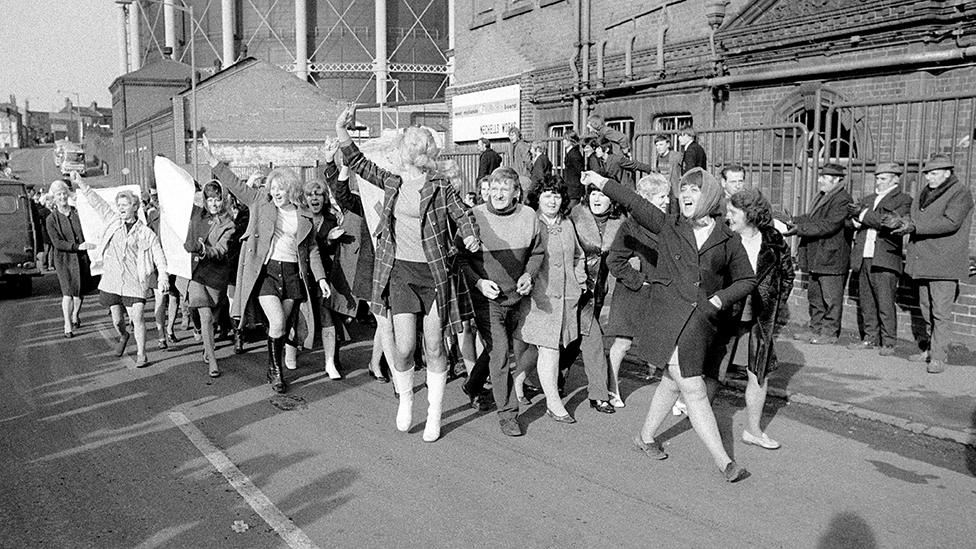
left=546, top=409, right=576, bottom=424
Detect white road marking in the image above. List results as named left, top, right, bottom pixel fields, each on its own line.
left=167, top=412, right=321, bottom=549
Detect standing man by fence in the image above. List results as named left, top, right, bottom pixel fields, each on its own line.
left=847, top=162, right=912, bottom=356
left=478, top=138, right=502, bottom=180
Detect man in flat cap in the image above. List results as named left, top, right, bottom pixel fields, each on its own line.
left=887, top=154, right=974, bottom=373
left=847, top=162, right=913, bottom=355
left=791, top=163, right=854, bottom=345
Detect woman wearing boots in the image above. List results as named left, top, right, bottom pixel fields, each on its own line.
left=335, top=106, right=481, bottom=442
left=183, top=180, right=236, bottom=378
left=585, top=168, right=756, bottom=483
left=45, top=179, right=96, bottom=337
left=302, top=142, right=346, bottom=380
left=74, top=173, right=168, bottom=367
left=202, top=135, right=329, bottom=393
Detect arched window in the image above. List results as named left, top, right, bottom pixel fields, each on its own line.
left=788, top=106, right=858, bottom=160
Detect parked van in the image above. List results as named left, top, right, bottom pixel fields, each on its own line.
left=59, top=142, right=86, bottom=176
left=0, top=178, right=40, bottom=295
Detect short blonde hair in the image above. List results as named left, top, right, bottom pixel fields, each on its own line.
left=392, top=126, right=439, bottom=173
left=49, top=180, right=72, bottom=196
left=636, top=173, right=670, bottom=200
left=265, top=167, right=305, bottom=208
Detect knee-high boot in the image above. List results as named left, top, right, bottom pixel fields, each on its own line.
left=423, top=370, right=448, bottom=442
left=390, top=368, right=414, bottom=432
left=233, top=327, right=245, bottom=354
left=267, top=336, right=286, bottom=393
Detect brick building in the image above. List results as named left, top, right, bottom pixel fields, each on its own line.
left=0, top=95, right=26, bottom=149
left=449, top=0, right=976, bottom=345
left=113, top=57, right=340, bottom=191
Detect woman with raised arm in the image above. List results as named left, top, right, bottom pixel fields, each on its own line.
left=45, top=179, right=97, bottom=338
left=335, top=106, right=481, bottom=443
left=73, top=173, right=168, bottom=367
left=584, top=167, right=756, bottom=483
left=201, top=135, right=329, bottom=394
left=183, top=180, right=236, bottom=378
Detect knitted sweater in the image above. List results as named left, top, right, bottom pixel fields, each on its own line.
left=460, top=203, right=545, bottom=306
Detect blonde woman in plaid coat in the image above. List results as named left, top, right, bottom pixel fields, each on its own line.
left=335, top=106, right=481, bottom=443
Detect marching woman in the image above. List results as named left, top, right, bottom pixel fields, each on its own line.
left=201, top=135, right=329, bottom=394
left=725, top=188, right=794, bottom=450
left=562, top=183, right=624, bottom=414
left=45, top=179, right=96, bottom=338
left=302, top=141, right=347, bottom=380
left=585, top=167, right=756, bottom=482
left=514, top=176, right=587, bottom=423
left=605, top=173, right=671, bottom=407
left=335, top=106, right=481, bottom=443
left=74, top=173, right=168, bottom=367
left=183, top=180, right=236, bottom=378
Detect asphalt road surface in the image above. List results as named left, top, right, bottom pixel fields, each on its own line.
left=1, top=274, right=975, bottom=548
left=7, top=146, right=112, bottom=189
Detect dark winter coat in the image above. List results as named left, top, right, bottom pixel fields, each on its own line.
left=850, top=187, right=912, bottom=273
left=478, top=148, right=502, bottom=180
left=600, top=153, right=654, bottom=191
left=323, top=161, right=376, bottom=307
left=679, top=141, right=707, bottom=174
left=795, top=186, right=854, bottom=275
left=46, top=207, right=94, bottom=297
left=602, top=179, right=756, bottom=376
left=730, top=227, right=795, bottom=386
left=563, top=146, right=586, bottom=201
left=905, top=174, right=974, bottom=281
left=184, top=207, right=235, bottom=292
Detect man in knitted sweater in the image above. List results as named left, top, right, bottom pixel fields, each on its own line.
left=459, top=167, right=545, bottom=437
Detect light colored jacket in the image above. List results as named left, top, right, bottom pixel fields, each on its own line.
left=83, top=187, right=166, bottom=297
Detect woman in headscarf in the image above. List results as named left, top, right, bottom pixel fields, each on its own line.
left=45, top=179, right=96, bottom=337
left=585, top=167, right=756, bottom=483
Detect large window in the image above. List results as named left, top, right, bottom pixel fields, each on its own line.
left=789, top=107, right=858, bottom=160
left=548, top=122, right=574, bottom=168
left=653, top=113, right=693, bottom=150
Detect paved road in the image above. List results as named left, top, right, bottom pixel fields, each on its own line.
left=8, top=146, right=113, bottom=188
left=2, top=274, right=975, bottom=548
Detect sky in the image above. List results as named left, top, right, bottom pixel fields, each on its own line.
left=0, top=0, right=119, bottom=112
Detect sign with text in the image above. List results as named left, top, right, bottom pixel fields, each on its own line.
left=451, top=84, right=520, bottom=142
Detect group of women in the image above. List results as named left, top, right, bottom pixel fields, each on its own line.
left=44, top=106, right=794, bottom=481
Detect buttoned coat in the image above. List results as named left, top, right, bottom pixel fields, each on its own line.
left=795, top=187, right=854, bottom=275
left=850, top=188, right=912, bottom=273
left=679, top=141, right=707, bottom=174
left=518, top=215, right=587, bottom=348
left=606, top=214, right=660, bottom=337
left=569, top=204, right=623, bottom=335
left=213, top=163, right=327, bottom=349
left=341, top=141, right=480, bottom=339
left=477, top=148, right=502, bottom=180
left=184, top=206, right=235, bottom=291
left=602, top=179, right=756, bottom=375
left=46, top=207, right=94, bottom=296
left=905, top=174, right=974, bottom=281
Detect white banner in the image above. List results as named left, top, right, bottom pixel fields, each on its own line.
left=154, top=156, right=195, bottom=280
left=76, top=185, right=142, bottom=277
left=451, top=84, right=521, bottom=142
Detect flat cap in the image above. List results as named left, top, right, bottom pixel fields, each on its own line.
left=874, top=162, right=902, bottom=175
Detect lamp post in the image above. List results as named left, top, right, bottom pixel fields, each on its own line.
left=116, top=0, right=198, bottom=181
left=56, top=89, right=83, bottom=142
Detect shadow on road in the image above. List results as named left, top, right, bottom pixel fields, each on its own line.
left=817, top=512, right=878, bottom=549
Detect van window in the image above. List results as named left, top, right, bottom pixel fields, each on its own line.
left=0, top=194, right=19, bottom=214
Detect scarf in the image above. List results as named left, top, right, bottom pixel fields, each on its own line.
left=681, top=167, right=723, bottom=221
left=487, top=200, right=518, bottom=216
left=919, top=174, right=957, bottom=209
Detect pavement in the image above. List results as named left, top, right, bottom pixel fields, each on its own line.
left=715, top=324, right=976, bottom=448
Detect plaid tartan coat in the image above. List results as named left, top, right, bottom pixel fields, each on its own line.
left=340, top=141, right=480, bottom=338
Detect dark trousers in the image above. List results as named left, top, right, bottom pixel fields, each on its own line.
left=807, top=273, right=847, bottom=337
left=464, top=299, right=519, bottom=420
left=856, top=258, right=899, bottom=347
left=917, top=279, right=958, bottom=363
left=559, top=305, right=610, bottom=401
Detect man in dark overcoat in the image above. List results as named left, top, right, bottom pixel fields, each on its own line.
left=847, top=162, right=912, bottom=355
left=477, top=137, right=502, bottom=180
left=791, top=163, right=853, bottom=345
